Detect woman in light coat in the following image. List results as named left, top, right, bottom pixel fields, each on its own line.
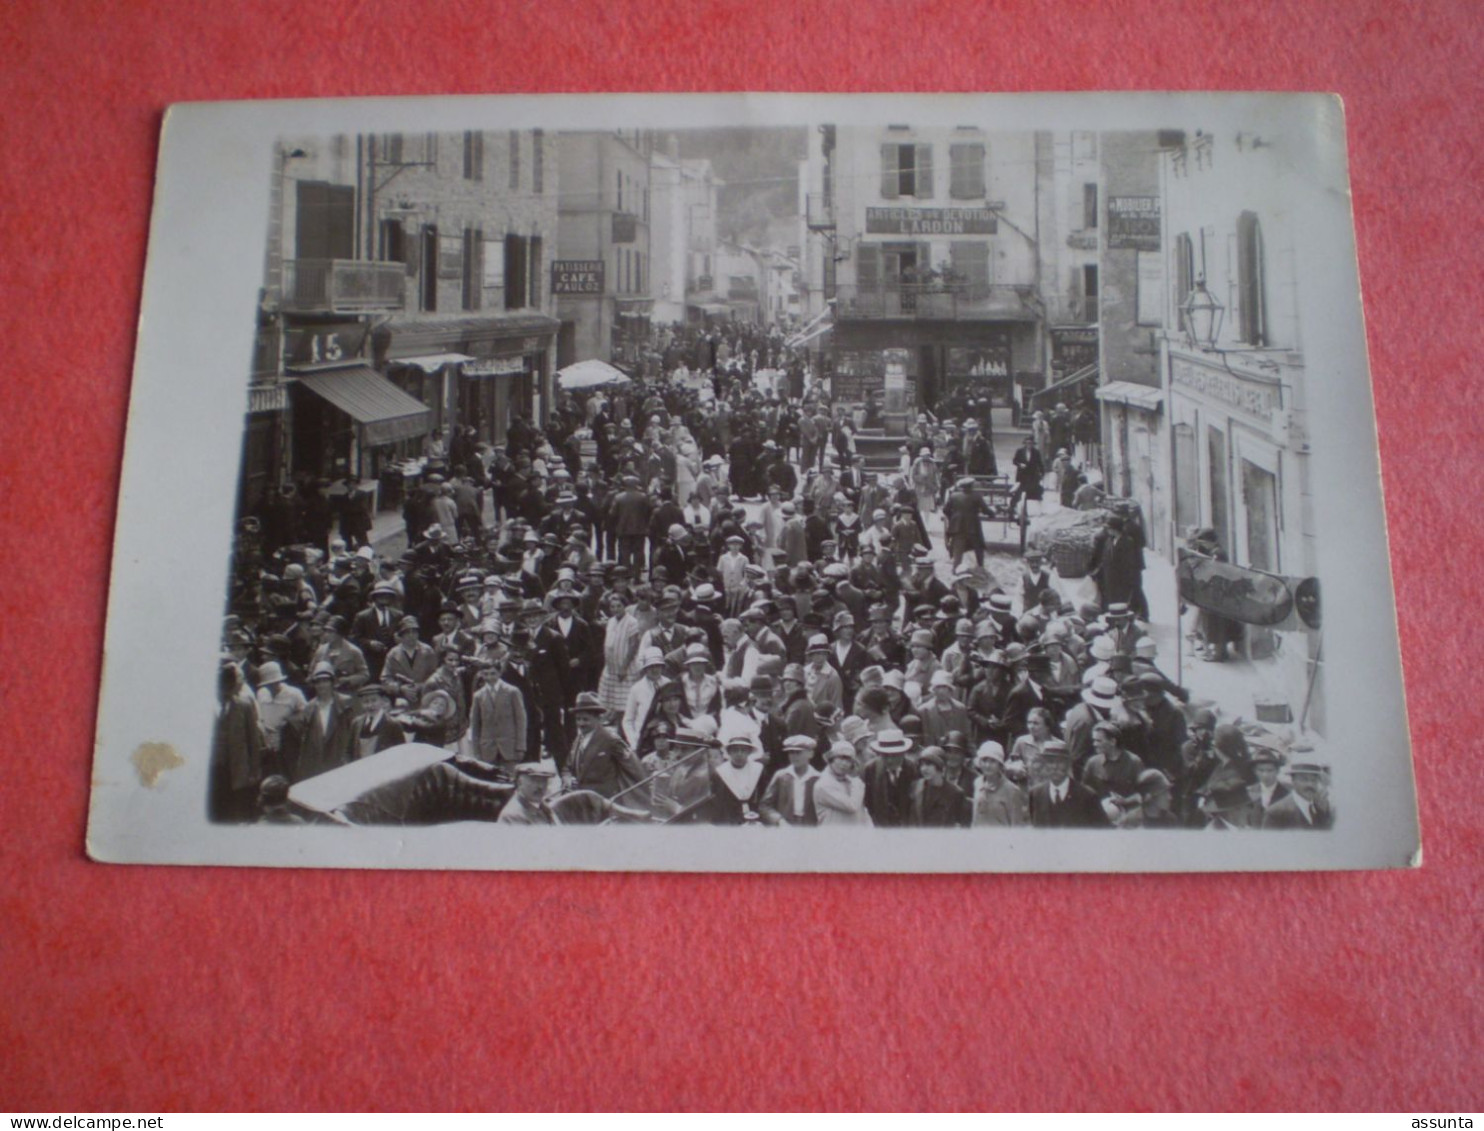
left=813, top=742, right=873, bottom=826
left=674, top=442, right=701, bottom=508
left=910, top=449, right=940, bottom=516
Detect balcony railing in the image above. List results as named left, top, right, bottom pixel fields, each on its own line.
left=282, top=259, right=406, bottom=314
left=806, top=192, right=835, bottom=231
left=834, top=282, right=1035, bottom=322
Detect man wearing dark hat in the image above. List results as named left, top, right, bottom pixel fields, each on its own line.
left=1028, top=740, right=1108, bottom=828
left=1247, top=745, right=1292, bottom=823
left=566, top=692, right=644, bottom=798
left=350, top=582, right=403, bottom=679
left=346, top=684, right=408, bottom=762
left=944, top=475, right=993, bottom=570
left=548, top=588, right=598, bottom=693
left=310, top=615, right=370, bottom=694
left=608, top=474, right=652, bottom=574
left=496, top=764, right=557, bottom=826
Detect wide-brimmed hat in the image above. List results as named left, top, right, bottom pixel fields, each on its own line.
left=871, top=729, right=913, bottom=756
left=1083, top=677, right=1120, bottom=710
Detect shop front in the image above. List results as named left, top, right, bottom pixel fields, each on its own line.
left=375, top=313, right=559, bottom=445
left=288, top=363, right=434, bottom=494
left=831, top=319, right=1039, bottom=420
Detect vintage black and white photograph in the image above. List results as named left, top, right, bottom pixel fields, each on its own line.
left=87, top=93, right=1418, bottom=870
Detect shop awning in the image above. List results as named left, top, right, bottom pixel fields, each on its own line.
left=294, top=365, right=433, bottom=447
left=391, top=353, right=474, bottom=372
left=1095, top=380, right=1164, bottom=412
left=789, top=321, right=833, bottom=349
left=1030, top=363, right=1099, bottom=407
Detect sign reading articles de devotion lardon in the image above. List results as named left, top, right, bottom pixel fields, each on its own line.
left=87, top=92, right=1419, bottom=872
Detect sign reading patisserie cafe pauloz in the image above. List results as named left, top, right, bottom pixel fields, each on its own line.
left=551, top=260, right=605, bottom=295
left=865, top=206, right=1001, bottom=235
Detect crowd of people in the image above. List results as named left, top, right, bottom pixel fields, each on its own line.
left=214, top=323, right=1332, bottom=833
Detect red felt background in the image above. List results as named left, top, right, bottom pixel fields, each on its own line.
left=2, top=0, right=1481, bottom=1112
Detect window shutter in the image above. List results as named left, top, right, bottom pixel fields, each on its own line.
left=916, top=145, right=933, bottom=199
left=951, top=242, right=989, bottom=296
left=1174, top=232, right=1192, bottom=332
left=880, top=144, right=900, bottom=199
left=509, top=132, right=520, bottom=191
left=1237, top=212, right=1265, bottom=345
left=532, top=129, right=544, bottom=193
left=949, top=144, right=985, bottom=200
left=529, top=236, right=543, bottom=308
left=856, top=243, right=880, bottom=289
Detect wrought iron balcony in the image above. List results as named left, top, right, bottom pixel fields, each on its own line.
left=834, top=282, right=1036, bottom=322
left=282, top=259, right=406, bottom=314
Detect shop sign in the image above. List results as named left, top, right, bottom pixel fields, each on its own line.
left=1050, top=327, right=1099, bottom=378
left=552, top=260, right=605, bottom=295
left=865, top=206, right=999, bottom=235
left=284, top=322, right=369, bottom=368
left=248, top=384, right=287, bottom=413
left=463, top=356, right=527, bottom=377
left=1171, top=355, right=1279, bottom=424
left=1108, top=196, right=1161, bottom=251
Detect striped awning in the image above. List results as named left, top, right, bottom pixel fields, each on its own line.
left=293, top=365, right=433, bottom=448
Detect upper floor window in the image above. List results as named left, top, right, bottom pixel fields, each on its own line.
left=532, top=130, right=544, bottom=193
left=948, top=143, right=986, bottom=200
left=881, top=143, right=933, bottom=200
left=462, top=132, right=483, bottom=182
left=1236, top=211, right=1267, bottom=345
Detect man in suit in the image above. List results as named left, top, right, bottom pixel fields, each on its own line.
left=209, top=660, right=265, bottom=823
left=509, top=615, right=571, bottom=767
left=350, top=582, right=404, bottom=679
left=566, top=692, right=645, bottom=799
left=943, top=476, right=993, bottom=570
left=860, top=729, right=920, bottom=828
left=758, top=735, right=822, bottom=826
left=345, top=684, right=408, bottom=762
left=639, top=589, right=691, bottom=675
left=432, top=606, right=478, bottom=660
left=283, top=661, right=355, bottom=783
left=1246, top=745, right=1292, bottom=823
left=608, top=474, right=653, bottom=574
left=1029, top=739, right=1109, bottom=827
left=467, top=647, right=529, bottom=770
left=1261, top=754, right=1334, bottom=830
left=547, top=589, right=599, bottom=693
